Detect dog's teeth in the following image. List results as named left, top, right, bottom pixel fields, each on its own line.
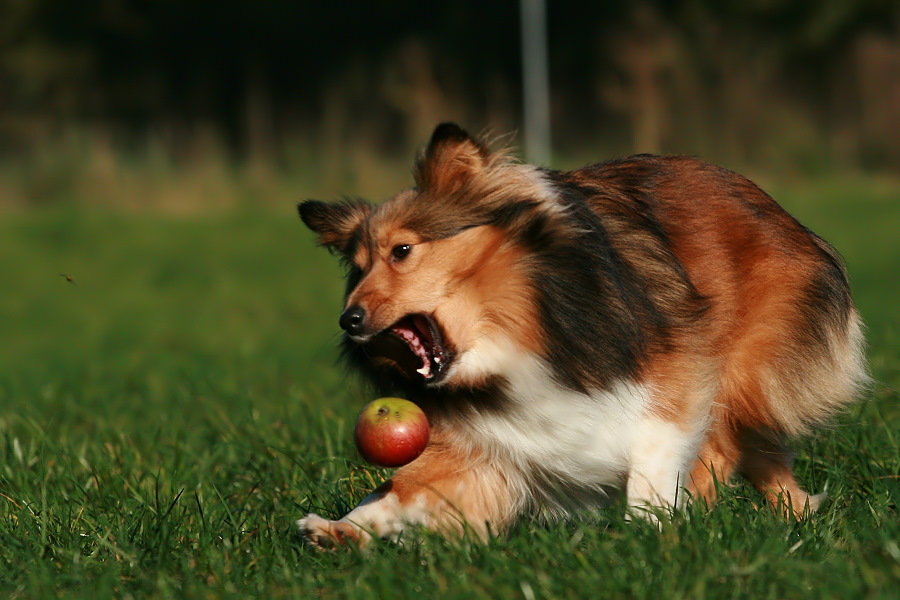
left=417, top=364, right=432, bottom=377
left=434, top=356, right=442, bottom=364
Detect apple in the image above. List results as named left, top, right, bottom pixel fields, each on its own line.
left=354, top=397, right=430, bottom=468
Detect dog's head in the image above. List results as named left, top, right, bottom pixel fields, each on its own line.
left=299, top=124, right=566, bottom=389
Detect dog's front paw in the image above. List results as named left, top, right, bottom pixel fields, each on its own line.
left=297, top=513, right=368, bottom=550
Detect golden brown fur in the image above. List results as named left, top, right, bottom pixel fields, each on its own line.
left=296, top=123, right=868, bottom=548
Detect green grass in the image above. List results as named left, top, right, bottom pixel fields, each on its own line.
left=0, top=178, right=898, bottom=599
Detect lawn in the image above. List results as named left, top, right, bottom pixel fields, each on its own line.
left=0, top=177, right=897, bottom=599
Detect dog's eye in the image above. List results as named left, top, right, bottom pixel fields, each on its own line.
left=391, top=244, right=412, bottom=262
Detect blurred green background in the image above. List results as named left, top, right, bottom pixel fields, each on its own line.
left=0, top=3, right=897, bottom=597
left=0, top=0, right=897, bottom=399
left=1, top=0, right=897, bottom=430
left=1, top=0, right=899, bottom=208
left=1, top=0, right=898, bottom=413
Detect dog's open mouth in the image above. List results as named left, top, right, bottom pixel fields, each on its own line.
left=370, top=314, right=451, bottom=383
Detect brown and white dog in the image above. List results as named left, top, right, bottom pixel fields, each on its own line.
left=296, top=123, right=867, bottom=549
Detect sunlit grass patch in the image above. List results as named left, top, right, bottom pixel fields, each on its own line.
left=0, top=180, right=897, bottom=598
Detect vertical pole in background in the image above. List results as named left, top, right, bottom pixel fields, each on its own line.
left=520, top=0, right=551, bottom=166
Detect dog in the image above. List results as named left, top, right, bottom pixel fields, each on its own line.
left=296, top=123, right=867, bottom=549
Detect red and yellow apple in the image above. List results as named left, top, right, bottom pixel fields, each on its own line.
left=354, top=397, right=430, bottom=468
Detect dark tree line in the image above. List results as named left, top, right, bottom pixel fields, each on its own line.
left=1, top=0, right=898, bottom=169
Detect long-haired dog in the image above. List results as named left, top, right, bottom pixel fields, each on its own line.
left=296, top=123, right=867, bottom=548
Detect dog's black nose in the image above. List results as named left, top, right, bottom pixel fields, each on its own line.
left=339, top=306, right=366, bottom=336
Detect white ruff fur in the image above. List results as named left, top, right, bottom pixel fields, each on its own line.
left=451, top=336, right=701, bottom=515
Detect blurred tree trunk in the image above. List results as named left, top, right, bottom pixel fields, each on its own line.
left=855, top=33, right=900, bottom=167
left=244, top=61, right=275, bottom=173
left=382, top=39, right=462, bottom=143
left=600, top=3, right=675, bottom=154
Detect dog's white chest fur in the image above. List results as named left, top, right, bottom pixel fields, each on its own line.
left=453, top=338, right=658, bottom=493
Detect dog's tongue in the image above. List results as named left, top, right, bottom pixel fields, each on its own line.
left=390, top=316, right=434, bottom=377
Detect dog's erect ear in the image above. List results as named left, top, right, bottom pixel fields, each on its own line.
left=414, top=123, right=492, bottom=196
left=298, top=199, right=370, bottom=254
